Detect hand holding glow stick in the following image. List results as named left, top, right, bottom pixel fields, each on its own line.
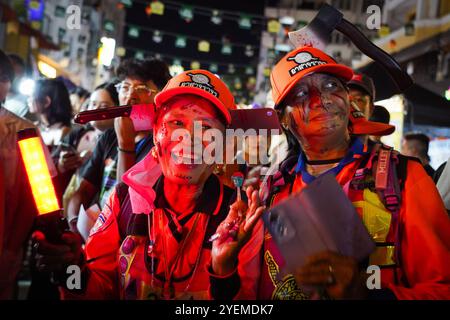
left=17, top=128, right=68, bottom=242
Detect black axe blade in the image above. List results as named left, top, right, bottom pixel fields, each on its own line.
left=289, top=3, right=413, bottom=94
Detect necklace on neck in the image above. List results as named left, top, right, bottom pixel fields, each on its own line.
left=306, top=162, right=340, bottom=177
left=305, top=157, right=343, bottom=165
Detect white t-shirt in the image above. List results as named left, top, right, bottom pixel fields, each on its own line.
left=436, top=157, right=450, bottom=211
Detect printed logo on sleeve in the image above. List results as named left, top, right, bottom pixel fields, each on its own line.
left=90, top=212, right=107, bottom=235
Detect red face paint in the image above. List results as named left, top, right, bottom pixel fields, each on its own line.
left=153, top=95, right=225, bottom=186
left=283, top=73, right=350, bottom=142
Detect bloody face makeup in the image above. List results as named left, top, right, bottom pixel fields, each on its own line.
left=153, top=95, right=225, bottom=186
left=282, top=73, right=350, bottom=145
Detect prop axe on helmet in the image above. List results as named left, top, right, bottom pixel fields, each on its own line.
left=288, top=3, right=413, bottom=93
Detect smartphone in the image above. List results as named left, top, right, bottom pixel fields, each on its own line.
left=228, top=108, right=282, bottom=133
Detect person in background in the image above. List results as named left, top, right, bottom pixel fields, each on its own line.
left=0, top=49, right=39, bottom=299
left=218, top=104, right=274, bottom=189
left=347, top=73, right=376, bottom=119
left=66, top=58, right=170, bottom=234
left=434, top=160, right=447, bottom=184
left=4, top=54, right=36, bottom=122
left=435, top=158, right=450, bottom=214
left=217, top=133, right=273, bottom=189
left=401, top=132, right=435, bottom=178
left=113, top=57, right=171, bottom=182
left=54, top=81, right=120, bottom=210
left=54, top=81, right=120, bottom=176
left=368, top=105, right=391, bottom=144
left=28, top=79, right=73, bottom=149
left=69, top=86, right=90, bottom=116
left=347, top=73, right=380, bottom=147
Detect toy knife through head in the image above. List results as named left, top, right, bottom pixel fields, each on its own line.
left=289, top=3, right=413, bottom=93
left=74, top=104, right=156, bottom=131
left=75, top=105, right=283, bottom=133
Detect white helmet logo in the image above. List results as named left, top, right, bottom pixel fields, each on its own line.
left=187, top=73, right=212, bottom=87
left=287, top=52, right=317, bottom=64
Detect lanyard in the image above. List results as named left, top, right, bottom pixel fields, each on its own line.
left=148, top=209, right=208, bottom=299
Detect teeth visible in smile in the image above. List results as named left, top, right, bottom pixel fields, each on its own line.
left=175, top=174, right=192, bottom=180
left=171, top=152, right=202, bottom=164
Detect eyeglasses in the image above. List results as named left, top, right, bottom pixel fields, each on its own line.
left=115, top=82, right=157, bottom=96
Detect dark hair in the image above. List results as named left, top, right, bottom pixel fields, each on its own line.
left=115, top=57, right=170, bottom=90
left=33, top=79, right=72, bottom=126
left=70, top=86, right=90, bottom=99
left=347, top=73, right=376, bottom=101
left=7, top=53, right=25, bottom=69
left=94, top=80, right=120, bottom=106
left=276, top=108, right=301, bottom=157
left=283, top=126, right=301, bottom=157
left=0, top=49, right=15, bottom=82
left=370, top=105, right=390, bottom=124
left=404, top=132, right=431, bottom=158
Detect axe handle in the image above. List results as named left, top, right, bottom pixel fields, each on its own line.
left=337, top=19, right=414, bottom=92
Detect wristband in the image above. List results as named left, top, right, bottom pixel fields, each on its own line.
left=117, top=146, right=135, bottom=154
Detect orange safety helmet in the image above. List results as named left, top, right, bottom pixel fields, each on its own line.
left=155, top=70, right=236, bottom=124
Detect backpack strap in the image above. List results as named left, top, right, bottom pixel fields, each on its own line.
left=350, top=143, right=404, bottom=215
left=374, top=147, right=402, bottom=273
left=374, top=146, right=401, bottom=218
left=350, top=144, right=413, bottom=285
left=350, top=143, right=380, bottom=191
left=114, top=182, right=134, bottom=241
left=265, top=154, right=298, bottom=206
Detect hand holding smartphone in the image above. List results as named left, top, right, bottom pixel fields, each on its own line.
left=263, top=174, right=375, bottom=293
left=58, top=143, right=82, bottom=173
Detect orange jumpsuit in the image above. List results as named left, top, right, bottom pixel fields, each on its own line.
left=62, top=174, right=263, bottom=300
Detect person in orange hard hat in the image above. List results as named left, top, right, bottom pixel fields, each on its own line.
left=31, top=70, right=265, bottom=300
left=225, top=46, right=450, bottom=300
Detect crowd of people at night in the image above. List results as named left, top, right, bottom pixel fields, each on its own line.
left=0, top=36, right=449, bottom=300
